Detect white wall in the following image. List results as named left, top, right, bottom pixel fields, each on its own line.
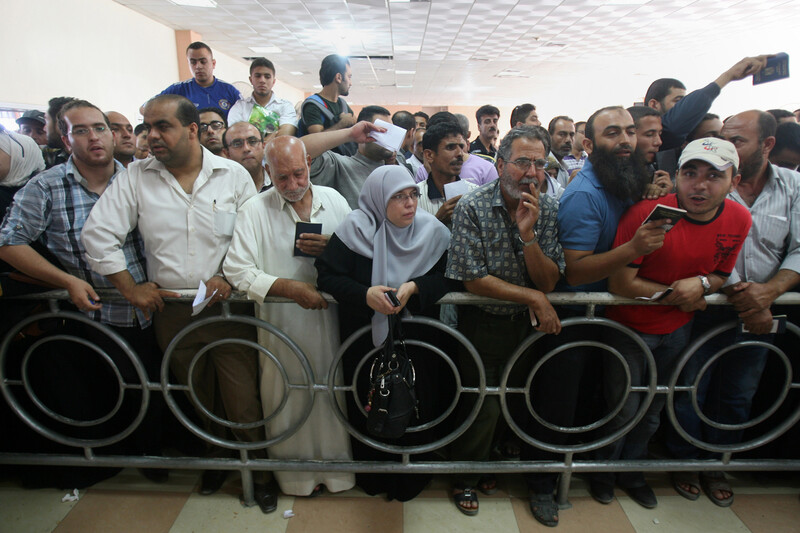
left=0, top=0, right=305, bottom=123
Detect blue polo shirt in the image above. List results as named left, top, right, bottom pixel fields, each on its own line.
left=557, top=159, right=632, bottom=292
left=159, top=78, right=241, bottom=118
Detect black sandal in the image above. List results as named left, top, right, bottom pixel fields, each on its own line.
left=453, top=486, right=478, bottom=516
left=529, top=493, right=558, bottom=527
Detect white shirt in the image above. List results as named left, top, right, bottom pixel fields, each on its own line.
left=0, top=128, right=45, bottom=187
left=223, top=184, right=351, bottom=301
left=82, top=147, right=256, bottom=289
left=407, top=153, right=424, bottom=176
left=227, top=93, right=297, bottom=132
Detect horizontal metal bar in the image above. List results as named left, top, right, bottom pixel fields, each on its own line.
left=10, top=290, right=800, bottom=306
left=1, top=453, right=799, bottom=473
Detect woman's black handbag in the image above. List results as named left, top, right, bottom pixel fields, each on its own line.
left=365, top=314, right=418, bottom=439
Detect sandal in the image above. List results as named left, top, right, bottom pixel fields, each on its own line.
left=478, top=475, right=498, bottom=495
left=671, top=472, right=701, bottom=501
left=529, top=493, right=559, bottom=528
left=453, top=486, right=478, bottom=516
left=700, top=472, right=734, bottom=507
left=309, top=484, right=324, bottom=498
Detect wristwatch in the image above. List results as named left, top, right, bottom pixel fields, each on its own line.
left=698, top=275, right=712, bottom=295
left=518, top=229, right=538, bottom=247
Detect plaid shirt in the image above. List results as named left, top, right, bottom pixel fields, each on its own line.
left=562, top=152, right=587, bottom=174
left=446, top=180, right=565, bottom=315
left=0, top=157, right=149, bottom=328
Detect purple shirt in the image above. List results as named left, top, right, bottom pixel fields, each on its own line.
left=414, top=153, right=498, bottom=186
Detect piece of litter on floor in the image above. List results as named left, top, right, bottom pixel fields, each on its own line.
left=62, top=489, right=80, bottom=502
left=283, top=510, right=295, bottom=519
left=653, top=518, right=660, bottom=524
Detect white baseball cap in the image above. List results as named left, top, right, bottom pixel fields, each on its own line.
left=678, top=137, right=739, bottom=171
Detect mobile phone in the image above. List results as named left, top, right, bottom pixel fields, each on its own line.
left=384, top=290, right=401, bottom=307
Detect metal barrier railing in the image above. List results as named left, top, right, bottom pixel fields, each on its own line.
left=1, top=290, right=799, bottom=508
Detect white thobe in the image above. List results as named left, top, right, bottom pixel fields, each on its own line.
left=223, top=184, right=355, bottom=495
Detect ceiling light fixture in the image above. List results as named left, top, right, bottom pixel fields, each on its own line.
left=395, top=70, right=416, bottom=74
left=168, top=0, right=217, bottom=7
left=290, top=71, right=304, bottom=76
left=249, top=46, right=282, bottom=54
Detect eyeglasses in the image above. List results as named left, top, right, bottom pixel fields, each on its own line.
left=389, top=190, right=421, bottom=203
left=70, top=125, right=108, bottom=136
left=228, top=137, right=262, bottom=149
left=509, top=157, right=547, bottom=172
left=199, top=121, right=225, bottom=133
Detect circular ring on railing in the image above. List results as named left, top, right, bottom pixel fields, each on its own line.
left=666, top=320, right=800, bottom=454
left=160, top=312, right=315, bottom=450
left=327, top=316, right=485, bottom=455
left=0, top=310, right=150, bottom=449
left=500, top=317, right=657, bottom=454
left=21, top=335, right=127, bottom=427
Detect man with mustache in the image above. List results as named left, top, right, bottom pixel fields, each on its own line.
left=446, top=126, right=564, bottom=521
left=469, top=104, right=500, bottom=162
left=627, top=106, right=676, bottom=192
left=604, top=137, right=751, bottom=510
left=106, top=111, right=136, bottom=168
left=667, top=110, right=800, bottom=507
left=547, top=116, right=575, bottom=188
left=227, top=57, right=297, bottom=141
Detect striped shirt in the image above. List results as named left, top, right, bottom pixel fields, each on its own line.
left=726, top=164, right=800, bottom=285
left=0, top=157, right=149, bottom=327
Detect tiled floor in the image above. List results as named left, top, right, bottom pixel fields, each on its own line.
left=1, top=470, right=798, bottom=533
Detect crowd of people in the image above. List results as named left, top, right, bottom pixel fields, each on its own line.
left=1, top=42, right=799, bottom=527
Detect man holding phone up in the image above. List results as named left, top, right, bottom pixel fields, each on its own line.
left=599, top=137, right=752, bottom=509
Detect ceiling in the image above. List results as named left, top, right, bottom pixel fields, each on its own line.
left=114, top=0, right=800, bottom=119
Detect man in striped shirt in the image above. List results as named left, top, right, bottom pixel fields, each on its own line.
left=667, top=110, right=800, bottom=507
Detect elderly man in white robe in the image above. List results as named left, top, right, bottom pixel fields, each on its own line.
left=223, top=135, right=354, bottom=496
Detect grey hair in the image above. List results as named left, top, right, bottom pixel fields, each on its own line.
left=496, top=125, right=552, bottom=166
left=453, top=113, right=470, bottom=137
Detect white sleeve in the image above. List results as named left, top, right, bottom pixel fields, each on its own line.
left=227, top=100, right=248, bottom=126
left=279, top=100, right=298, bottom=126
left=81, top=169, right=140, bottom=276
left=223, top=206, right=276, bottom=302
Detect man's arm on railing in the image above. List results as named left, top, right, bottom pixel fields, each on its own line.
left=0, top=244, right=101, bottom=311
left=105, top=270, right=180, bottom=320
left=464, top=275, right=561, bottom=334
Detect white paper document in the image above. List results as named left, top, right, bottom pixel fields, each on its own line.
left=192, top=280, right=218, bottom=316
left=444, top=180, right=469, bottom=200
left=371, top=119, right=406, bottom=153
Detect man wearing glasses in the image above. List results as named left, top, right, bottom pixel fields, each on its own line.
left=445, top=126, right=564, bottom=522
left=198, top=108, right=227, bottom=156
left=223, top=122, right=271, bottom=192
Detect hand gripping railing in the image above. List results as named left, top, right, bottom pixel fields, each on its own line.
left=1, top=291, right=799, bottom=508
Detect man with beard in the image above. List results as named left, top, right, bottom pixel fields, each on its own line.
left=106, top=112, right=136, bottom=168
left=82, top=95, right=277, bottom=512
left=223, top=122, right=271, bottom=192
left=302, top=105, right=409, bottom=209
left=297, top=54, right=356, bottom=156
left=446, top=125, right=563, bottom=520
left=223, top=135, right=355, bottom=497
left=469, top=105, right=500, bottom=162
left=666, top=110, right=800, bottom=507
left=227, top=57, right=297, bottom=140
left=547, top=116, right=575, bottom=188
left=627, top=106, right=676, bottom=190
left=42, top=96, right=76, bottom=169
left=603, top=137, right=751, bottom=510
left=198, top=108, right=226, bottom=156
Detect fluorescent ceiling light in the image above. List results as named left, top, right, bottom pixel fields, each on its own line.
left=249, top=46, right=282, bottom=54
left=397, top=101, right=409, bottom=104
left=169, top=0, right=217, bottom=7
left=397, top=84, right=413, bottom=88
left=395, top=70, right=416, bottom=75
left=290, top=71, right=304, bottom=76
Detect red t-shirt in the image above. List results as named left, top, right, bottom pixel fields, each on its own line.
left=605, top=194, right=752, bottom=334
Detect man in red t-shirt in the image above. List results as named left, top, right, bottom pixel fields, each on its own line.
left=593, top=137, right=752, bottom=509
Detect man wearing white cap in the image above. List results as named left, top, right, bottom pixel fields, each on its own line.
left=599, top=137, right=752, bottom=509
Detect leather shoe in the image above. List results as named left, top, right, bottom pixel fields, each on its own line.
left=622, top=483, right=658, bottom=509
left=589, top=480, right=615, bottom=504
left=253, top=482, right=279, bottom=514
left=199, top=470, right=228, bottom=495
left=140, top=468, right=169, bottom=484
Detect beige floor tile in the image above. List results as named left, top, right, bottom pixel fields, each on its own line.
left=0, top=487, right=79, bottom=533
left=618, top=494, right=750, bottom=533
left=169, top=492, right=294, bottom=533
left=52, top=490, right=189, bottom=533
left=731, top=493, right=800, bottom=533
left=512, top=496, right=636, bottom=533
left=404, top=495, right=518, bottom=533
left=90, top=467, right=199, bottom=493
left=286, top=496, right=403, bottom=533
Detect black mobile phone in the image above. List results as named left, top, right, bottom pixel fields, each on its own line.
left=384, top=290, right=401, bottom=307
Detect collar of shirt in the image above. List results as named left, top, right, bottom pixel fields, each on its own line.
left=277, top=183, right=323, bottom=219
left=578, top=160, right=603, bottom=190
left=142, top=146, right=227, bottom=196
left=244, top=92, right=277, bottom=108
left=65, top=156, right=124, bottom=192
left=425, top=175, right=461, bottom=200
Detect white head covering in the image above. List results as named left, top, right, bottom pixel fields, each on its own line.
left=336, top=166, right=451, bottom=346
